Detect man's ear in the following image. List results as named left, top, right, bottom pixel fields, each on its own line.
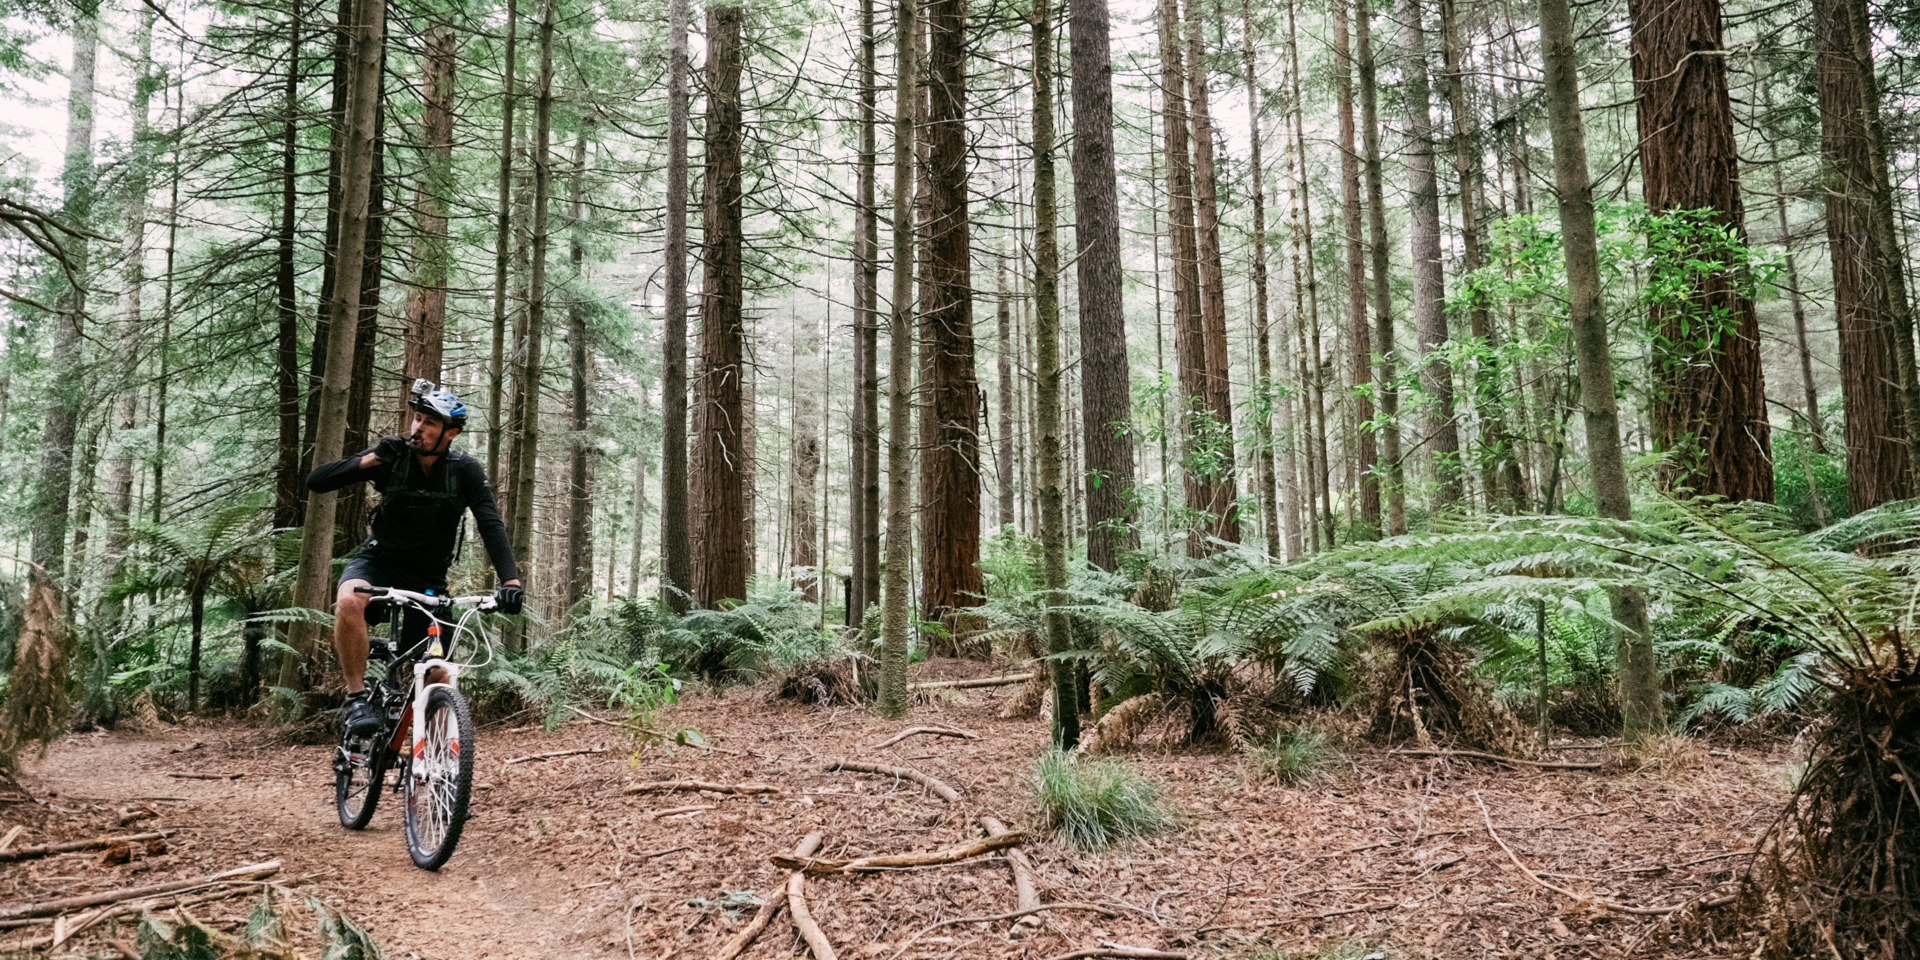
left=444, top=426, right=461, bottom=443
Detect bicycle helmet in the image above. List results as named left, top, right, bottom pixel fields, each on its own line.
left=408, top=379, right=469, bottom=430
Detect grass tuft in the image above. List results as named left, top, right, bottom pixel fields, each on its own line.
left=1245, top=727, right=1340, bottom=785
left=1030, top=749, right=1180, bottom=850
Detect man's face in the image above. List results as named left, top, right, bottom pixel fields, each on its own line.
left=408, top=413, right=459, bottom=454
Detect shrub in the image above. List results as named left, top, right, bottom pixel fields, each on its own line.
left=1246, top=726, right=1340, bottom=785
left=1029, top=749, right=1180, bottom=850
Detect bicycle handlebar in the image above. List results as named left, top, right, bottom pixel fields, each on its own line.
left=353, top=584, right=498, bottom=612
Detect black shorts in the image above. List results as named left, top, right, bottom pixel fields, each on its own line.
left=341, top=552, right=447, bottom=640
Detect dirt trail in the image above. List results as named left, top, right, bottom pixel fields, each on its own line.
left=6, top=680, right=1795, bottom=960
left=13, top=727, right=632, bottom=959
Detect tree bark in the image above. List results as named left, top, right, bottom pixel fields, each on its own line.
left=918, top=0, right=983, bottom=629
left=1284, top=0, right=1333, bottom=549
left=850, top=0, right=881, bottom=624
left=996, top=256, right=1017, bottom=531
left=489, top=0, right=518, bottom=517
left=107, top=5, right=156, bottom=580
left=275, top=13, right=305, bottom=534
left=1241, top=0, right=1283, bottom=558
left=1066, top=0, right=1136, bottom=571
left=1399, top=0, right=1462, bottom=509
left=879, top=0, right=920, bottom=718
left=335, top=58, right=386, bottom=558
left=790, top=321, right=821, bottom=600
left=1628, top=0, right=1771, bottom=502
left=1159, top=0, right=1210, bottom=557
left=1032, top=0, right=1076, bottom=750
left=1440, top=0, right=1522, bottom=511
left=628, top=388, right=647, bottom=597
left=1538, top=0, right=1661, bottom=740
left=1356, top=0, right=1404, bottom=534
left=508, top=0, right=556, bottom=616
left=32, top=9, right=99, bottom=582
left=660, top=0, right=693, bottom=612
left=1333, top=0, right=1378, bottom=535
left=401, top=25, right=457, bottom=410
left=693, top=0, right=748, bottom=609
left=286, top=0, right=385, bottom=688
left=1763, top=83, right=1823, bottom=457
left=1815, top=0, right=1913, bottom=509
left=565, top=125, right=593, bottom=613
left=1184, top=1, right=1239, bottom=547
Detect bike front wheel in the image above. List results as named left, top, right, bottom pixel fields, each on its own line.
left=403, top=686, right=475, bottom=870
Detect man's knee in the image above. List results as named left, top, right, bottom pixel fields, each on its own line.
left=336, top=579, right=372, bottom=614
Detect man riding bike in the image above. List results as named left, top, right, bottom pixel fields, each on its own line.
left=306, top=380, right=524, bottom=736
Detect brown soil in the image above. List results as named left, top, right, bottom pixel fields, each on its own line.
left=2, top=682, right=1791, bottom=959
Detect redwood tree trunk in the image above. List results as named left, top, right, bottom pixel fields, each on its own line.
left=275, top=15, right=305, bottom=533
left=508, top=0, right=555, bottom=614
left=1241, top=0, right=1281, bottom=557
left=1069, top=0, right=1137, bottom=571
left=401, top=25, right=457, bottom=408
left=1629, top=0, right=1771, bottom=502
left=849, top=0, right=880, bottom=623
left=1399, top=0, right=1462, bottom=508
left=1334, top=0, right=1378, bottom=535
left=565, top=126, right=593, bottom=612
left=1159, top=0, right=1209, bottom=557
left=660, top=0, right=693, bottom=612
left=1184, top=1, right=1239, bottom=546
left=1816, top=0, right=1913, bottom=509
left=1356, top=0, right=1404, bottom=534
left=918, top=0, right=983, bottom=627
left=693, top=0, right=748, bottom=608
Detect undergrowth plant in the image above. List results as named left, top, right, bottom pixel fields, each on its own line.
left=1245, top=726, right=1340, bottom=785
left=1029, top=748, right=1180, bottom=850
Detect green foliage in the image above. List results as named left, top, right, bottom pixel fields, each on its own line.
left=609, top=661, right=679, bottom=728
left=1245, top=726, right=1340, bottom=785
left=476, top=600, right=660, bottom=728
left=1029, top=749, right=1180, bottom=850
left=1770, top=421, right=1849, bottom=529
left=311, top=898, right=384, bottom=960
left=660, top=584, right=844, bottom=683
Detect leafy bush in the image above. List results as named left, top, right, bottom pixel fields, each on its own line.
left=1029, top=748, right=1180, bottom=850
left=659, top=585, right=841, bottom=683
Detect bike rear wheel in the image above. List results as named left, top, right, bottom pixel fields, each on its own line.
left=335, top=732, right=388, bottom=830
left=403, top=686, right=475, bottom=870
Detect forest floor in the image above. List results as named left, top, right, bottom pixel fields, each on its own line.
left=3, top=665, right=1794, bottom=960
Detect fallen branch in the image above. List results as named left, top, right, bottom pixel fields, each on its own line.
left=623, top=780, right=780, bottom=796
left=0, top=827, right=24, bottom=854
left=1043, top=944, right=1184, bottom=960
left=787, top=833, right=837, bottom=960
left=1472, top=790, right=1692, bottom=916
left=884, top=903, right=1114, bottom=960
left=504, top=746, right=608, bottom=765
left=826, top=761, right=960, bottom=802
left=0, top=831, right=175, bottom=864
left=716, top=834, right=822, bottom=960
left=4, top=883, right=268, bottom=953
left=872, top=725, right=980, bottom=750
left=649, top=804, right=714, bottom=819
left=773, top=832, right=1025, bottom=875
left=908, top=673, right=1034, bottom=691
left=1392, top=749, right=1601, bottom=771
left=979, top=814, right=1042, bottom=926
left=166, top=772, right=245, bottom=781
left=0, top=861, right=281, bottom=921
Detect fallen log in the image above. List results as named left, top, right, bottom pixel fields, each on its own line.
left=1043, top=945, right=1184, bottom=960
left=786, top=832, right=836, bottom=960
left=829, top=761, right=1040, bottom=925
left=908, top=673, right=1034, bottom=691
left=504, top=746, right=608, bottom=765
left=1391, top=748, right=1602, bottom=771
left=772, top=832, right=1025, bottom=875
left=715, top=833, right=822, bottom=960
left=826, top=761, right=961, bottom=803
left=0, top=831, right=176, bottom=864
left=871, top=725, right=979, bottom=750
left=884, top=903, right=1114, bottom=960
left=0, top=861, right=280, bottom=921
left=623, top=780, right=780, bottom=796
left=649, top=804, right=714, bottom=820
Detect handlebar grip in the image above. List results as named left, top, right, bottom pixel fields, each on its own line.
left=353, top=585, right=389, bottom=596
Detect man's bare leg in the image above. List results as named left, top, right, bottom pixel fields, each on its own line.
left=334, top=578, right=372, bottom=695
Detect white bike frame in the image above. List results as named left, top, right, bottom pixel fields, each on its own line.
left=359, top=587, right=496, bottom=761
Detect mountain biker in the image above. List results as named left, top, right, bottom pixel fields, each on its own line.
left=306, top=380, right=524, bottom=736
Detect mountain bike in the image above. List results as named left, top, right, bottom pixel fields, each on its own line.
left=333, top=585, right=498, bottom=870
